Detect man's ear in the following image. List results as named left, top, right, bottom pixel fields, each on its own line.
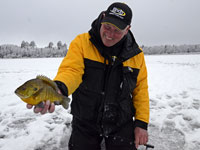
left=127, top=25, right=131, bottom=30
left=102, top=13, right=105, bottom=17
left=125, top=25, right=131, bottom=34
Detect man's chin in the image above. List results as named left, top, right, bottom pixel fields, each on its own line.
left=103, top=41, right=115, bottom=47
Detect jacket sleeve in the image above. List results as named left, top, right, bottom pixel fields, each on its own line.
left=133, top=52, right=149, bottom=130
left=54, top=35, right=85, bottom=95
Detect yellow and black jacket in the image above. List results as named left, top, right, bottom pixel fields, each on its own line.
left=54, top=13, right=149, bottom=135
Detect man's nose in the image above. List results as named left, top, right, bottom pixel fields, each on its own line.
left=107, top=30, right=115, bottom=38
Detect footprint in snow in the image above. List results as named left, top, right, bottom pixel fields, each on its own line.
left=192, top=99, right=200, bottom=110
left=7, top=117, right=35, bottom=129
left=147, top=121, right=185, bottom=150
left=180, top=91, right=189, bottom=99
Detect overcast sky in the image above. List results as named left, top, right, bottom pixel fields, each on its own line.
left=0, top=0, right=200, bottom=47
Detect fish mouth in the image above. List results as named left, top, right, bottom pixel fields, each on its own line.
left=15, top=90, right=30, bottom=99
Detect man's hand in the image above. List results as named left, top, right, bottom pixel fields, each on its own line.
left=26, top=100, right=55, bottom=115
left=26, top=89, right=63, bottom=114
left=134, top=127, right=148, bottom=149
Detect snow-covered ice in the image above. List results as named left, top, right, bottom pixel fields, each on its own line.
left=0, top=54, right=200, bottom=150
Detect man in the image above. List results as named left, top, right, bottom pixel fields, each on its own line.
left=27, top=2, right=149, bottom=150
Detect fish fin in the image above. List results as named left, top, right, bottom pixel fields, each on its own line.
left=35, top=101, right=45, bottom=108
left=61, top=96, right=70, bottom=109
left=36, top=75, right=59, bottom=91
left=54, top=101, right=60, bottom=105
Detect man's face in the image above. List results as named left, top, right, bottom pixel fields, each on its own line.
left=100, top=23, right=130, bottom=47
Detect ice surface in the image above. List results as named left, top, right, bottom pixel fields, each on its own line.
left=0, top=55, right=200, bottom=150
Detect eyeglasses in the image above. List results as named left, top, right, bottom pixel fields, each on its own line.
left=102, top=23, right=124, bottom=35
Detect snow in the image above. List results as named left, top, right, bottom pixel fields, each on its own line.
left=0, top=55, right=200, bottom=150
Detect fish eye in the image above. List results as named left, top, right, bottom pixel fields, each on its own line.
left=33, top=88, right=38, bottom=91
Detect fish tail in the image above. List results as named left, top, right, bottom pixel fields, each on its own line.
left=61, top=96, right=70, bottom=109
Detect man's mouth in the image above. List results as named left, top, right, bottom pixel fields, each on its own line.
left=104, top=34, right=113, bottom=41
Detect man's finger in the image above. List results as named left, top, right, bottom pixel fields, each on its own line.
left=142, top=132, right=148, bottom=145
left=140, top=136, right=145, bottom=145
left=34, top=106, right=43, bottom=113
left=41, top=100, right=50, bottom=114
left=48, top=103, right=55, bottom=113
left=145, top=135, right=148, bottom=144
left=27, top=104, right=33, bottom=109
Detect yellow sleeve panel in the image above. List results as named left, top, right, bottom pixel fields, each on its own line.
left=54, top=34, right=85, bottom=95
left=132, top=52, right=149, bottom=124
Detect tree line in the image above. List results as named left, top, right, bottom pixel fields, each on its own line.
left=0, top=42, right=200, bottom=58
left=142, top=44, right=200, bottom=55
left=0, top=41, right=68, bottom=58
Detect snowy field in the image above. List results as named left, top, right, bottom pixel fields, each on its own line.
left=0, top=54, right=200, bottom=150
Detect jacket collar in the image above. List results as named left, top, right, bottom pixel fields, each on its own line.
left=120, top=31, right=142, bottom=61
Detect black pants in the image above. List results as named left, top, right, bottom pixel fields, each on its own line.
left=68, top=118, right=137, bottom=150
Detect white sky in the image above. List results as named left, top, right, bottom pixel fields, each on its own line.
left=0, top=0, right=200, bottom=47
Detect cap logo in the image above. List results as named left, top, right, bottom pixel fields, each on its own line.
left=109, top=7, right=126, bottom=19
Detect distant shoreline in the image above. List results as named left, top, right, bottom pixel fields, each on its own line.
left=0, top=44, right=200, bottom=58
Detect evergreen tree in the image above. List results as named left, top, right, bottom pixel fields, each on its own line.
left=48, top=42, right=54, bottom=48
left=21, top=41, right=26, bottom=48
left=57, top=41, right=62, bottom=49
left=30, top=41, right=36, bottom=48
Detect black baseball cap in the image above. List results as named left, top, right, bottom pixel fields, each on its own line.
left=101, top=2, right=132, bottom=30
